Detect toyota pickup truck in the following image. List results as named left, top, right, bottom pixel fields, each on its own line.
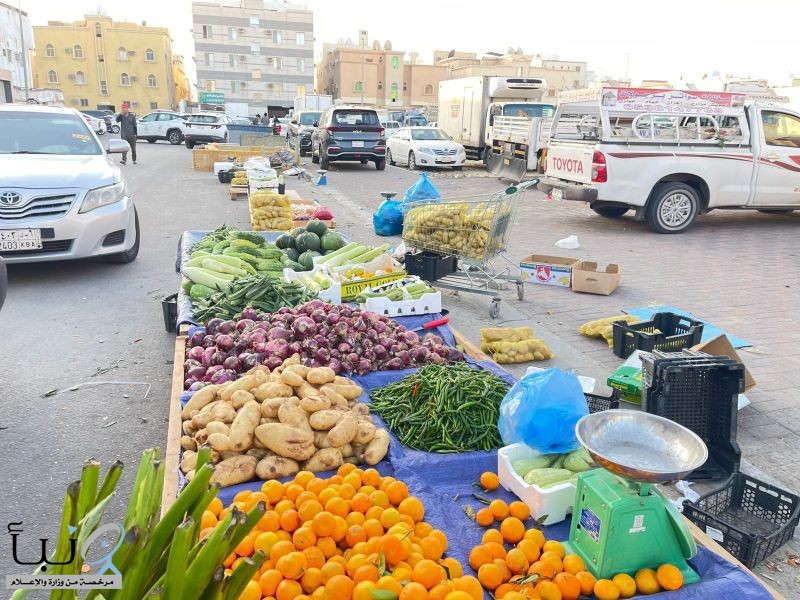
left=538, top=87, right=799, bottom=233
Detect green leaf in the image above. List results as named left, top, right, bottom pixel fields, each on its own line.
left=369, top=590, right=399, bottom=600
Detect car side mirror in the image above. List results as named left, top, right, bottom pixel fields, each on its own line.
left=107, top=139, right=131, bottom=154
left=312, top=121, right=319, bottom=127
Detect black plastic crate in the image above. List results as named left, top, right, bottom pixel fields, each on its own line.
left=612, top=312, right=704, bottom=358
left=642, top=350, right=738, bottom=388
left=404, top=251, right=457, bottom=282
left=683, top=472, right=800, bottom=568
left=162, top=293, right=178, bottom=333
left=585, top=388, right=620, bottom=413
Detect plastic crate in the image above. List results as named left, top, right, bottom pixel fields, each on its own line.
left=404, top=251, right=457, bottom=282
left=585, top=389, right=620, bottom=413
left=641, top=350, right=737, bottom=388
left=162, top=293, right=178, bottom=333
left=612, top=312, right=704, bottom=358
left=683, top=472, right=800, bottom=568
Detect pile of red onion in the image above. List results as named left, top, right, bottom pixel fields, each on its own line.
left=183, top=300, right=463, bottom=390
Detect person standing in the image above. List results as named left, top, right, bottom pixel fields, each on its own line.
left=115, top=103, right=138, bottom=165
left=260, top=113, right=269, bottom=126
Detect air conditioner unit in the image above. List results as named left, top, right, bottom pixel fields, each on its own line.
left=239, top=55, right=246, bottom=61
left=240, top=81, right=247, bottom=88
left=65, top=47, right=73, bottom=53
left=265, top=30, right=272, bottom=38
left=238, top=28, right=245, bottom=33
left=130, top=76, right=138, bottom=82
left=128, top=50, right=136, bottom=56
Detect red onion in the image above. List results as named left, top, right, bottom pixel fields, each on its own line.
left=215, top=334, right=234, bottom=351
left=373, top=320, right=387, bottom=334
left=293, top=316, right=317, bottom=337
left=190, top=331, right=206, bottom=347
left=216, top=320, right=234, bottom=335
left=243, top=354, right=261, bottom=370
left=210, top=351, right=226, bottom=366
left=236, top=319, right=255, bottom=332
left=315, top=348, right=330, bottom=363
left=187, top=365, right=207, bottom=379
left=403, top=331, right=420, bottom=344
left=249, top=330, right=266, bottom=345
left=188, top=381, right=206, bottom=392
left=264, top=339, right=289, bottom=360
left=311, top=309, right=327, bottom=323
left=288, top=341, right=302, bottom=355
left=240, top=307, right=258, bottom=321
left=268, top=327, right=291, bottom=341
left=346, top=352, right=359, bottom=365
left=188, top=346, right=205, bottom=361
left=210, top=368, right=236, bottom=384
left=357, top=358, right=371, bottom=375
left=265, top=356, right=283, bottom=370
left=201, top=347, right=215, bottom=367
left=447, top=347, right=464, bottom=361
left=252, top=342, right=267, bottom=354
left=373, top=344, right=387, bottom=359
left=206, top=318, right=223, bottom=335
left=223, top=356, right=241, bottom=371
left=397, top=350, right=411, bottom=366
left=203, top=335, right=215, bottom=347
left=386, top=358, right=404, bottom=370
left=430, top=352, right=445, bottom=364
left=206, top=364, right=224, bottom=377
left=184, top=377, right=197, bottom=389
left=184, top=359, right=201, bottom=371
left=326, top=311, right=340, bottom=325
left=328, top=358, right=342, bottom=374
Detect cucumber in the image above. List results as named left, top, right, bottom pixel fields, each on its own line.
left=229, top=238, right=258, bottom=249
left=232, top=231, right=266, bottom=245
left=182, top=267, right=231, bottom=290
left=201, top=258, right=248, bottom=277
left=189, top=283, right=216, bottom=299
left=223, top=250, right=260, bottom=267
left=212, top=239, right=232, bottom=254
left=324, top=244, right=369, bottom=267
left=190, top=250, right=212, bottom=260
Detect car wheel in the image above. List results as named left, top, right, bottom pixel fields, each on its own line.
left=97, top=129, right=105, bottom=136
left=167, top=129, right=183, bottom=145
left=104, top=209, right=140, bottom=264
left=387, top=148, right=395, bottom=166
left=645, top=182, right=700, bottom=234
left=375, top=159, right=386, bottom=171
left=146, top=138, right=156, bottom=143
left=185, top=140, right=195, bottom=149
left=320, top=151, right=329, bottom=170
left=360, top=159, right=368, bottom=164
left=111, top=125, right=120, bottom=134
left=592, top=205, right=629, bottom=218
left=408, top=152, right=417, bottom=171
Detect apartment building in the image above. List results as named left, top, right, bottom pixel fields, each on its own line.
left=33, top=15, right=174, bottom=112
left=172, top=54, right=192, bottom=105
left=0, top=0, right=34, bottom=102
left=192, top=0, right=313, bottom=115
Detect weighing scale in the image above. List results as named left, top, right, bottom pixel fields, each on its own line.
left=565, top=410, right=708, bottom=584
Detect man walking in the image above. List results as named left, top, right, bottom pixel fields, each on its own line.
left=115, top=103, right=138, bottom=165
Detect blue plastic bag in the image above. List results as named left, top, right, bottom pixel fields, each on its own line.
left=403, top=173, right=441, bottom=213
left=373, top=198, right=404, bottom=236
left=498, top=368, right=588, bottom=454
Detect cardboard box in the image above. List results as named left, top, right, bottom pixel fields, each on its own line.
left=692, top=334, right=756, bottom=392
left=520, top=254, right=579, bottom=287
left=572, top=261, right=621, bottom=295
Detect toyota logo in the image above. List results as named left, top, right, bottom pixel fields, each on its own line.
left=0, top=192, right=22, bottom=206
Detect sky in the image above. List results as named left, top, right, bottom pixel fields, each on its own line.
left=19, top=0, right=800, bottom=90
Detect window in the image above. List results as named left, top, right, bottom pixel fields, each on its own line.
left=75, top=71, right=86, bottom=85
left=390, top=83, right=398, bottom=102
left=120, top=72, right=130, bottom=86
left=274, top=30, right=282, bottom=43
left=229, top=54, right=236, bottom=68
left=95, top=23, right=102, bottom=37
left=205, top=80, right=215, bottom=92
left=100, top=81, right=108, bottom=94
left=251, top=43, right=260, bottom=53
left=45, top=44, right=55, bottom=58
left=252, top=69, right=261, bottom=79
left=249, top=15, right=259, bottom=26
left=297, top=58, right=305, bottom=72
left=332, top=109, right=380, bottom=126
left=424, top=84, right=434, bottom=96
left=150, top=101, right=158, bottom=110
left=47, top=70, right=58, bottom=84
left=274, top=57, right=283, bottom=70
left=118, top=47, right=127, bottom=60
left=267, top=82, right=283, bottom=94
left=80, top=98, right=89, bottom=107
left=73, top=45, right=83, bottom=58
left=391, top=56, right=399, bottom=70
left=145, top=48, right=155, bottom=62
left=147, top=74, right=157, bottom=87
left=297, top=84, right=306, bottom=97
left=296, top=32, right=305, bottom=45
left=228, top=27, right=236, bottom=40
left=402, top=82, right=407, bottom=91
left=205, top=53, right=214, bottom=66
left=762, top=111, right=800, bottom=148
left=202, top=25, right=212, bottom=39
left=231, top=81, right=240, bottom=94
left=353, top=81, right=364, bottom=92
left=140, top=113, right=158, bottom=122
left=98, top=54, right=104, bottom=62
left=576, top=65, right=581, bottom=72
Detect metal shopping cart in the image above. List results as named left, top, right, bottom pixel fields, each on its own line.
left=402, top=179, right=537, bottom=318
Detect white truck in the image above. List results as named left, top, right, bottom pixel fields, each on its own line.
left=539, top=87, right=800, bottom=233
left=293, top=94, right=332, bottom=115
left=437, top=76, right=552, bottom=170
left=486, top=110, right=556, bottom=179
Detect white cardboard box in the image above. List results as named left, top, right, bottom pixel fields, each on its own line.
left=362, top=292, right=442, bottom=317
left=519, top=254, right=580, bottom=287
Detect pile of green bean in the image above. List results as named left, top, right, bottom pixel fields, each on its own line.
left=370, top=362, right=510, bottom=453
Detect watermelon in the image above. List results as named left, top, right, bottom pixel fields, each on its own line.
left=320, top=231, right=345, bottom=252
left=295, top=231, right=321, bottom=253
left=298, top=250, right=321, bottom=270
left=306, top=219, right=328, bottom=237
left=275, top=233, right=295, bottom=249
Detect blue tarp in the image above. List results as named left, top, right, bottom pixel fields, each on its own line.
left=624, top=306, right=752, bottom=348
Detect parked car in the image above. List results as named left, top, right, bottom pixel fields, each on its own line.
left=382, top=120, right=401, bottom=138
left=311, top=106, right=386, bottom=170
left=184, top=113, right=232, bottom=149
left=275, top=117, right=291, bottom=137
left=230, top=116, right=253, bottom=125
left=387, top=127, right=466, bottom=170
left=83, top=109, right=117, bottom=133
left=0, top=105, right=139, bottom=264
left=288, top=111, right=322, bottom=156
left=81, top=112, right=106, bottom=136
left=137, top=110, right=190, bottom=145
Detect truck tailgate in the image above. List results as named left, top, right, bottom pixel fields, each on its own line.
left=545, top=144, right=595, bottom=184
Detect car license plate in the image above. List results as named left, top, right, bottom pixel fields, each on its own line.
left=0, top=228, right=42, bottom=251
left=352, top=141, right=364, bottom=148
left=551, top=189, right=564, bottom=202
left=440, top=158, right=454, bottom=163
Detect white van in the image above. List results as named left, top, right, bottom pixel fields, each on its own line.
left=539, top=87, right=800, bottom=233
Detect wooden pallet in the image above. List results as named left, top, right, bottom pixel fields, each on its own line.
left=229, top=185, right=249, bottom=201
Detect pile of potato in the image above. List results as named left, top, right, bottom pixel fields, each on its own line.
left=579, top=315, right=640, bottom=346
left=480, top=326, right=553, bottom=363
left=180, top=355, right=390, bottom=487
left=248, top=190, right=293, bottom=231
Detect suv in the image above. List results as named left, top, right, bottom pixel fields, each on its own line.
left=0, top=105, right=139, bottom=263
left=288, top=111, right=321, bottom=156
left=83, top=109, right=117, bottom=133
left=311, top=107, right=386, bottom=170
left=184, top=113, right=232, bottom=149
left=137, top=110, right=189, bottom=145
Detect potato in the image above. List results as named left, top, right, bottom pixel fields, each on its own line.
left=285, top=364, right=310, bottom=378
left=254, top=423, right=316, bottom=461
left=207, top=432, right=233, bottom=452
left=319, top=386, right=349, bottom=409
left=199, top=400, right=223, bottom=414
left=278, top=403, right=312, bottom=433
left=343, top=456, right=360, bottom=465
left=230, top=390, right=255, bottom=410
left=303, top=448, right=344, bottom=473
left=307, top=367, right=336, bottom=385
left=354, top=421, right=377, bottom=444
left=180, top=451, right=197, bottom=474
left=194, top=429, right=208, bottom=445
left=309, top=410, right=344, bottom=431
left=210, top=449, right=221, bottom=464
left=339, top=443, right=354, bottom=458
left=205, top=421, right=230, bottom=436
left=230, top=401, right=261, bottom=451
left=350, top=403, right=371, bottom=416
left=296, top=381, right=320, bottom=400
left=261, top=397, right=285, bottom=418
left=185, top=469, right=195, bottom=481
left=180, top=435, right=197, bottom=452
left=256, top=456, right=300, bottom=480
left=219, top=375, right=259, bottom=401
left=299, top=395, right=331, bottom=413
left=220, top=450, right=241, bottom=461
left=253, top=435, right=266, bottom=449
left=280, top=370, right=305, bottom=387
left=253, top=381, right=294, bottom=402
left=193, top=402, right=236, bottom=428
left=246, top=448, right=273, bottom=460
left=283, top=354, right=301, bottom=367
left=328, top=414, right=358, bottom=447
left=252, top=368, right=269, bottom=384
left=182, top=421, right=196, bottom=435
left=322, top=383, right=362, bottom=402
left=182, top=384, right=220, bottom=419
left=362, top=429, right=390, bottom=465
left=314, top=431, right=332, bottom=448
left=210, top=455, right=257, bottom=487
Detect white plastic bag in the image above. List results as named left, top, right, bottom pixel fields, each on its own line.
left=555, top=235, right=580, bottom=250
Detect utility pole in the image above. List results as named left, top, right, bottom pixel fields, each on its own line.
left=18, top=0, right=30, bottom=100
left=360, top=41, right=365, bottom=106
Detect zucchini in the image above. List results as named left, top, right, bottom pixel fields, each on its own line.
left=316, top=242, right=359, bottom=265
left=223, top=250, right=260, bottom=266
left=342, top=244, right=390, bottom=266
left=181, top=277, right=193, bottom=293
left=190, top=250, right=212, bottom=260
left=232, top=231, right=266, bottom=245
left=212, top=239, right=232, bottom=254
left=189, top=283, right=215, bottom=299
left=229, top=238, right=258, bottom=250
left=233, top=246, right=262, bottom=257
left=201, top=258, right=248, bottom=276
left=324, top=244, right=369, bottom=267
left=182, top=267, right=231, bottom=290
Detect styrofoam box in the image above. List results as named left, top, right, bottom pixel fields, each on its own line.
left=498, top=443, right=577, bottom=526
left=362, top=292, right=442, bottom=317
left=283, top=266, right=342, bottom=304
left=213, top=161, right=233, bottom=174
left=327, top=253, right=402, bottom=277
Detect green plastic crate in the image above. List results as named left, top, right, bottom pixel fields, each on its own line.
left=607, top=365, right=643, bottom=404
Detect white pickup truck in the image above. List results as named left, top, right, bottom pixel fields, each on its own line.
left=538, top=87, right=800, bottom=233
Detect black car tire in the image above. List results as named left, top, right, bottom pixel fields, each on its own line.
left=167, top=129, right=183, bottom=145
left=408, top=152, right=417, bottom=171
left=104, top=210, right=140, bottom=264
left=375, top=159, right=386, bottom=171
left=592, top=205, right=629, bottom=218
left=645, top=182, right=700, bottom=234
left=387, top=148, right=395, bottom=166
left=111, top=125, right=120, bottom=134
left=146, top=138, right=156, bottom=143
left=360, top=159, right=368, bottom=164
left=320, top=151, right=329, bottom=170
left=185, top=140, right=195, bottom=149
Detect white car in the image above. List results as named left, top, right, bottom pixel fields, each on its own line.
left=183, top=112, right=232, bottom=149
left=137, top=110, right=189, bottom=145
left=382, top=120, right=401, bottom=138
left=81, top=112, right=106, bottom=136
left=386, top=127, right=466, bottom=170
left=0, top=105, right=139, bottom=264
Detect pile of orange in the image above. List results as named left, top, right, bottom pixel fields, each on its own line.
left=201, top=464, right=485, bottom=600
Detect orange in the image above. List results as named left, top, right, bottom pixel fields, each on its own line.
left=353, top=563, right=380, bottom=584
left=400, top=581, right=430, bottom=600
left=207, top=496, right=223, bottom=517
left=541, top=540, right=565, bottom=560
left=476, top=508, right=494, bottom=527
left=345, top=525, right=367, bottom=548
left=420, top=536, right=445, bottom=561
left=656, top=564, right=683, bottom=591
left=539, top=551, right=563, bottom=574
left=274, top=499, right=294, bottom=516
left=484, top=541, right=507, bottom=560
left=365, top=505, right=385, bottom=522
left=500, top=517, right=526, bottom=544
left=440, top=557, right=463, bottom=579
left=255, top=531, right=281, bottom=556
left=480, top=472, right=500, bottom=491
left=523, top=528, right=546, bottom=549
left=386, top=480, right=410, bottom=505
left=469, top=546, right=493, bottom=571
left=413, top=559, right=446, bottom=590
left=338, top=462, right=357, bottom=476
left=239, top=579, right=261, bottom=600
left=332, top=515, right=348, bottom=542
left=429, top=529, right=448, bottom=553
left=306, top=477, right=327, bottom=497
left=300, top=567, right=324, bottom=594
left=346, top=554, right=370, bottom=579
left=429, top=581, right=456, bottom=600
left=516, top=539, right=541, bottom=564
left=293, top=527, right=317, bottom=550
left=443, top=592, right=473, bottom=600
left=320, top=560, right=345, bottom=582
left=477, top=563, right=503, bottom=590
left=453, top=575, right=483, bottom=600
left=508, top=501, right=530, bottom=521
left=594, top=579, right=621, bottom=600
left=276, top=578, right=303, bottom=600
left=371, top=490, right=390, bottom=509
left=325, top=574, right=355, bottom=599
left=285, top=483, right=304, bottom=503
left=399, top=496, right=425, bottom=523
left=279, top=509, right=300, bottom=533
left=258, top=510, right=281, bottom=532
left=276, top=551, right=307, bottom=580
left=612, top=573, right=636, bottom=598
left=234, top=489, right=253, bottom=504
left=375, top=575, right=403, bottom=595
left=294, top=470, right=315, bottom=488
left=269, top=540, right=296, bottom=565
left=535, top=580, right=562, bottom=600
left=482, top=529, right=504, bottom=546
left=302, top=546, right=325, bottom=569
left=528, top=560, right=556, bottom=579
left=298, top=499, right=324, bottom=523
left=634, top=568, right=661, bottom=595
left=310, top=588, right=328, bottom=600
left=346, top=511, right=366, bottom=528
left=362, top=468, right=382, bottom=487
left=316, top=536, right=337, bottom=559
left=561, top=554, right=584, bottom=576
left=379, top=534, right=405, bottom=565
left=505, top=548, right=529, bottom=575
left=575, top=570, right=596, bottom=595
left=415, top=521, right=434, bottom=539
left=489, top=499, right=509, bottom=520
left=311, top=511, right=336, bottom=537
left=499, top=592, right=528, bottom=600
left=353, top=580, right=377, bottom=600
left=261, top=480, right=284, bottom=504
left=325, top=496, right=349, bottom=518
left=258, top=569, right=283, bottom=597
left=381, top=507, right=402, bottom=529
left=235, top=533, right=255, bottom=557
left=554, top=572, right=580, bottom=600
left=317, top=487, right=338, bottom=508
left=245, top=491, right=268, bottom=511
left=363, top=518, right=384, bottom=539
left=492, top=558, right=511, bottom=583
left=338, top=483, right=357, bottom=500
left=198, top=527, right=214, bottom=541
left=200, top=510, right=217, bottom=530
left=392, top=566, right=413, bottom=582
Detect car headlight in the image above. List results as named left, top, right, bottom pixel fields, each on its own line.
left=79, top=181, right=127, bottom=214
left=418, top=146, right=434, bottom=155
left=457, top=147, right=466, bottom=155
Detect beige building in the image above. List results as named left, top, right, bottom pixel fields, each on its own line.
left=172, top=55, right=191, bottom=105
left=33, top=14, right=175, bottom=112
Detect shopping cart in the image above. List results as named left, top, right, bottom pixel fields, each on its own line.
left=402, top=179, right=536, bottom=318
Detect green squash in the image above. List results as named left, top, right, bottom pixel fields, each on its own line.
left=298, top=250, right=321, bottom=270
left=295, top=231, right=321, bottom=253
left=275, top=233, right=295, bottom=249
left=306, top=219, right=328, bottom=237
left=320, top=231, right=345, bottom=252
left=283, top=247, right=300, bottom=263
